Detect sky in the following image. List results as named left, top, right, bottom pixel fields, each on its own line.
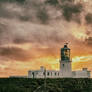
left=0, top=0, right=92, bottom=77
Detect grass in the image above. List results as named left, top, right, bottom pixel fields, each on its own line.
left=0, top=78, right=92, bottom=92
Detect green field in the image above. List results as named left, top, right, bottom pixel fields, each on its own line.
left=0, top=78, right=92, bottom=92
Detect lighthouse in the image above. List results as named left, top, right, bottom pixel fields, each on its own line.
left=26, top=43, right=90, bottom=78
left=60, top=43, right=72, bottom=77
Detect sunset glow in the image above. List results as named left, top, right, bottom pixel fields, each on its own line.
left=0, top=0, right=92, bottom=77
left=71, top=25, right=88, bottom=40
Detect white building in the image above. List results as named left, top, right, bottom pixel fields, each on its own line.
left=28, top=44, right=91, bottom=78
left=72, top=68, right=90, bottom=78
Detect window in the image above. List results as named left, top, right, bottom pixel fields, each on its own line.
left=47, top=72, right=49, bottom=76
left=43, top=72, right=45, bottom=75
left=55, top=72, right=56, bottom=76
left=63, top=64, right=64, bottom=67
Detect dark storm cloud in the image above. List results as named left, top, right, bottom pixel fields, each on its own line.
left=0, top=2, right=24, bottom=19
left=0, top=0, right=25, bottom=4
left=85, top=13, right=92, bottom=25
left=0, top=22, right=11, bottom=45
left=61, top=3, right=83, bottom=22
left=0, top=0, right=68, bottom=46
left=0, top=0, right=91, bottom=48
left=45, top=0, right=83, bottom=23
left=0, top=0, right=50, bottom=24
left=0, top=46, right=60, bottom=61
left=45, top=0, right=73, bottom=6
left=0, top=0, right=91, bottom=26
left=0, top=0, right=83, bottom=24
left=0, top=47, right=32, bottom=61
left=85, top=37, right=92, bottom=46
left=13, top=38, right=30, bottom=44
left=0, top=18, right=68, bottom=47
left=0, top=23, right=6, bottom=34
left=36, top=8, right=49, bottom=24
left=13, top=29, right=65, bottom=46
left=61, top=0, right=73, bottom=3
left=45, top=0, right=59, bottom=6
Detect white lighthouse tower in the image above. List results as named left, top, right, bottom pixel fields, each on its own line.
left=60, top=43, right=72, bottom=77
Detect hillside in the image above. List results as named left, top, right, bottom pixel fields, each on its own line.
left=0, top=78, right=92, bottom=92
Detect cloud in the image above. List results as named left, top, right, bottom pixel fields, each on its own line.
left=45, top=0, right=83, bottom=23
left=0, top=2, right=23, bottom=19
left=0, top=0, right=50, bottom=23
left=13, top=38, right=31, bottom=44
left=36, top=7, right=49, bottom=24
left=45, top=0, right=59, bottom=6
left=0, top=0, right=91, bottom=26
left=0, top=0, right=91, bottom=50
left=61, top=3, right=83, bottom=22
left=0, top=0, right=83, bottom=24
left=0, top=46, right=59, bottom=62
left=0, top=17, right=75, bottom=47
left=0, top=0, right=25, bottom=3
left=85, top=13, right=92, bottom=24
left=0, top=0, right=92, bottom=77
left=85, top=37, right=92, bottom=46
left=72, top=55, right=92, bottom=72
left=0, top=47, right=32, bottom=61
left=72, top=55, right=92, bottom=62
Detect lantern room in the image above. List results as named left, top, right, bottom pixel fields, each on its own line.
left=61, top=43, right=70, bottom=61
